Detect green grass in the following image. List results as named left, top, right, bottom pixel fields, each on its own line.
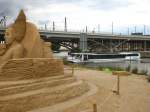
left=102, top=68, right=112, bottom=73
left=97, top=66, right=124, bottom=73
left=63, top=60, right=125, bottom=74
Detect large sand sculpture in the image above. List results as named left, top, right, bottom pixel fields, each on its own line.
left=0, top=10, right=89, bottom=112
left=0, top=10, right=63, bottom=80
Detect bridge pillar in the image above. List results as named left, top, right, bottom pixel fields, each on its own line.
left=109, top=39, right=114, bottom=53
left=144, top=40, right=147, bottom=51
left=79, top=33, right=87, bottom=52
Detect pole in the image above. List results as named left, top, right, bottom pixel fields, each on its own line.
left=53, top=21, right=55, bottom=31
left=144, top=40, right=147, bottom=51
left=93, top=104, right=97, bottom=112
left=144, top=25, right=146, bottom=35
left=3, top=16, right=6, bottom=28
left=72, top=64, right=74, bottom=75
left=135, top=26, right=136, bottom=33
left=71, top=54, right=74, bottom=75
left=117, top=75, right=120, bottom=95
left=45, top=24, right=47, bottom=30
left=65, top=17, right=67, bottom=32
left=98, top=24, right=100, bottom=33
left=0, top=19, right=2, bottom=27
left=92, top=28, right=95, bottom=33
left=86, top=26, right=88, bottom=33
left=128, top=27, right=129, bottom=35
left=112, top=22, right=114, bottom=35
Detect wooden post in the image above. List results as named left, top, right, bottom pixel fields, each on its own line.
left=93, top=104, right=97, bottom=112
left=117, top=75, right=120, bottom=95
left=113, top=71, right=130, bottom=95
left=71, top=64, right=74, bottom=75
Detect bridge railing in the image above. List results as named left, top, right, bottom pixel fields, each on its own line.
left=1, top=27, right=150, bottom=37
left=39, top=28, right=123, bottom=35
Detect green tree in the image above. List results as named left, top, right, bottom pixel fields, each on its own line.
left=51, top=42, right=61, bottom=51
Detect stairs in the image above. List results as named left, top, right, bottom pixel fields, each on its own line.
left=0, top=75, right=89, bottom=112
left=0, top=59, right=89, bottom=112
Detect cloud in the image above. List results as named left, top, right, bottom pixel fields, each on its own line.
left=0, top=0, right=150, bottom=34
left=0, top=0, right=130, bottom=17
left=80, top=0, right=130, bottom=10
left=38, top=20, right=49, bottom=25
left=0, top=0, right=74, bottom=17
left=0, top=0, right=19, bottom=16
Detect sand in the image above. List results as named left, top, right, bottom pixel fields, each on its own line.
left=62, top=68, right=150, bottom=112
left=0, top=10, right=90, bottom=112
left=27, top=67, right=150, bottom=112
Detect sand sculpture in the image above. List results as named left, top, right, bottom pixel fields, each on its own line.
left=0, top=10, right=52, bottom=63
left=0, top=10, right=89, bottom=112
left=0, top=10, right=63, bottom=80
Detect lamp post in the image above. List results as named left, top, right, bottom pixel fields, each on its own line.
left=112, top=22, right=114, bottom=35
left=144, top=25, right=146, bottom=35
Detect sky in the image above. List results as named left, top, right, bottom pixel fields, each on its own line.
left=0, top=0, right=150, bottom=35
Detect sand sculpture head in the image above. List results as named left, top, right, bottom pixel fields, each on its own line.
left=5, top=10, right=26, bottom=45
left=1, top=9, right=53, bottom=62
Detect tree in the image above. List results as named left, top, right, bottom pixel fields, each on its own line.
left=51, top=42, right=61, bottom=51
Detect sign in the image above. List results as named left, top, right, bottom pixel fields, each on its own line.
left=112, top=71, right=131, bottom=76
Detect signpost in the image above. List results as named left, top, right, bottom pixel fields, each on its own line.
left=71, top=54, right=74, bottom=75
left=93, top=103, right=97, bottom=112
left=112, top=71, right=131, bottom=95
left=71, top=64, right=74, bottom=75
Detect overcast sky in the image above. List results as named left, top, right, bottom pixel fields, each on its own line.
left=0, top=0, right=150, bottom=34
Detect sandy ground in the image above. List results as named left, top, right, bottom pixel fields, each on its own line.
left=6, top=67, right=149, bottom=112
left=62, top=68, right=150, bottom=112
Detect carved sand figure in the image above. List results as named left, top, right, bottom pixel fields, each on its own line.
left=0, top=10, right=25, bottom=64
left=0, top=10, right=90, bottom=112
left=0, top=10, right=52, bottom=64
left=0, top=10, right=61, bottom=80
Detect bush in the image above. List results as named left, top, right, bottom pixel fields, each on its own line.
left=51, top=42, right=60, bottom=51
left=126, top=65, right=131, bottom=72
left=107, top=66, right=123, bottom=71
left=138, top=70, right=147, bottom=75
left=97, top=66, right=124, bottom=72
left=147, top=75, right=150, bottom=82
left=98, top=66, right=104, bottom=71
left=131, top=67, right=138, bottom=74
left=63, top=58, right=70, bottom=65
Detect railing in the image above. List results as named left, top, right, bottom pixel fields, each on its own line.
left=39, top=29, right=150, bottom=38
left=1, top=26, right=150, bottom=38
left=39, top=28, right=122, bottom=35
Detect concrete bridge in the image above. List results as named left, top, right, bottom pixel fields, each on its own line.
left=39, top=30, right=150, bottom=53
left=1, top=28, right=150, bottom=52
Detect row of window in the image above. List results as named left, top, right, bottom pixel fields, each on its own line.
left=86, top=54, right=139, bottom=59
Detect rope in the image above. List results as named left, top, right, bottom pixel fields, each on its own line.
left=99, top=82, right=116, bottom=109
left=80, top=79, right=117, bottom=112
left=64, top=66, right=117, bottom=112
